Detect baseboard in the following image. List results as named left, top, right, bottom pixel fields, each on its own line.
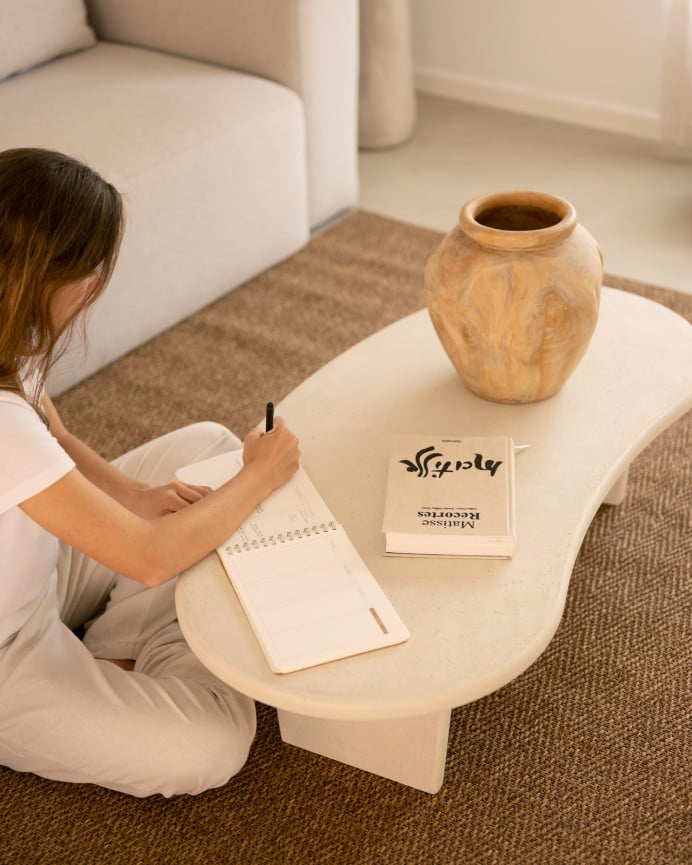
left=415, top=66, right=660, bottom=141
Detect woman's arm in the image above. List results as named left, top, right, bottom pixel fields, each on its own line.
left=21, top=408, right=300, bottom=586
left=41, top=394, right=212, bottom=517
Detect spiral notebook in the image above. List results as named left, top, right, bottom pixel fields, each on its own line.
left=176, top=451, right=409, bottom=674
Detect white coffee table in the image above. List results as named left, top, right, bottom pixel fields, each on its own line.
left=176, top=287, right=692, bottom=793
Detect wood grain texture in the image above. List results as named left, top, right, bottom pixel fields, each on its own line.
left=425, top=191, right=602, bottom=402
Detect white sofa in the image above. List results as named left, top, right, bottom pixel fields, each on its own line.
left=0, top=0, right=359, bottom=393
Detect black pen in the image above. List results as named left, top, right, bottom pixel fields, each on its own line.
left=265, top=401, right=274, bottom=433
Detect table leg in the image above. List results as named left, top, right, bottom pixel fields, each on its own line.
left=603, top=467, right=630, bottom=505
left=276, top=708, right=451, bottom=794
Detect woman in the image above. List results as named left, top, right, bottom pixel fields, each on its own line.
left=0, top=148, right=300, bottom=796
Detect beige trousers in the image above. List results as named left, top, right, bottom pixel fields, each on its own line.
left=0, top=423, right=256, bottom=797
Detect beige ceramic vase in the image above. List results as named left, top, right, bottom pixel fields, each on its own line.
left=424, top=190, right=603, bottom=403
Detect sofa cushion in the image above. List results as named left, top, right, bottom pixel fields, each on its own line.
left=0, top=0, right=95, bottom=81
left=85, top=0, right=359, bottom=229
left=0, top=42, right=310, bottom=392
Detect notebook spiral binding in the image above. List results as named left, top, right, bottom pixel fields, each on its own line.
left=224, top=520, right=338, bottom=556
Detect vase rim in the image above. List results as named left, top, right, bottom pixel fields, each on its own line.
left=459, top=190, right=577, bottom=250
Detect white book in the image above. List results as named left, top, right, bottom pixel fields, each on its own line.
left=382, top=434, right=517, bottom=558
left=177, top=451, right=409, bottom=674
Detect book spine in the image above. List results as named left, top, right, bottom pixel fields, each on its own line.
left=223, top=521, right=338, bottom=556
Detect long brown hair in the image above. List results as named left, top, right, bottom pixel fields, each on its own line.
left=0, top=148, right=123, bottom=408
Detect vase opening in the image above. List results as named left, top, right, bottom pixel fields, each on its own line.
left=475, top=204, right=562, bottom=232
left=460, top=192, right=577, bottom=252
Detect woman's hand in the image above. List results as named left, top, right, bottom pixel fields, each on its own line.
left=124, top=480, right=214, bottom=519
left=42, top=392, right=214, bottom=518
left=241, top=417, right=300, bottom=495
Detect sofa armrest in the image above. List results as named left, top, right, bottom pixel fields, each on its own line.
left=84, top=0, right=359, bottom=226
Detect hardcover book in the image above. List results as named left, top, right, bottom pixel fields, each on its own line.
left=382, top=434, right=516, bottom=558
left=177, top=451, right=409, bottom=674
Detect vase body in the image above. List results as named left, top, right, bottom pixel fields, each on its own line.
left=424, top=190, right=603, bottom=403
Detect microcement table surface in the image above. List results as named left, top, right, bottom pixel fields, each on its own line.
left=176, top=287, right=692, bottom=792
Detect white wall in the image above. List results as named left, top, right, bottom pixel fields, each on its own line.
left=410, top=0, right=670, bottom=139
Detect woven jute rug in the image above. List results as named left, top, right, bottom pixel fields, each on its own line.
left=1, top=211, right=690, bottom=865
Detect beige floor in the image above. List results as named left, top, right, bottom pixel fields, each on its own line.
left=358, top=94, right=692, bottom=296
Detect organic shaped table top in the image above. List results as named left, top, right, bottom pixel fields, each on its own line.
left=177, top=288, right=692, bottom=721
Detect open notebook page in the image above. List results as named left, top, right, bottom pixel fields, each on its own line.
left=177, top=451, right=409, bottom=673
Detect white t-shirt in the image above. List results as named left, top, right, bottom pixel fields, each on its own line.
left=0, top=389, right=74, bottom=645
